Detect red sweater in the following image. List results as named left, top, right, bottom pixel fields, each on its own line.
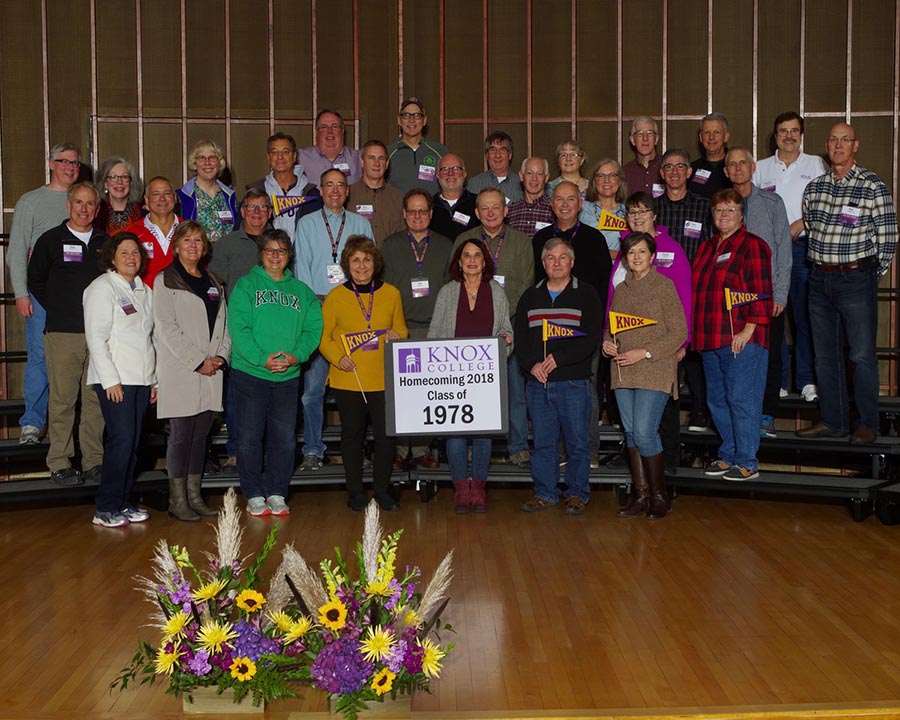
left=124, top=215, right=182, bottom=288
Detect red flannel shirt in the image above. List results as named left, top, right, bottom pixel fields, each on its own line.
left=691, top=226, right=772, bottom=351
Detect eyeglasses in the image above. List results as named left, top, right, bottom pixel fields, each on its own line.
left=594, top=172, right=619, bottom=181
left=405, top=209, right=431, bottom=216
left=196, top=154, right=220, bottom=163
left=627, top=209, right=652, bottom=218
left=712, top=206, right=741, bottom=215
left=662, top=163, right=689, bottom=171
left=106, top=174, right=131, bottom=182
left=244, top=204, right=270, bottom=212
left=54, top=158, right=80, bottom=167
left=399, top=112, right=424, bottom=120
left=268, top=148, right=294, bottom=156
left=631, top=131, right=657, bottom=139
left=262, top=247, right=289, bottom=256
left=487, top=146, right=511, bottom=155
left=827, top=135, right=855, bottom=144
left=559, top=152, right=583, bottom=159
left=317, top=124, right=342, bottom=132
left=776, top=127, right=801, bottom=137
left=437, top=166, right=464, bottom=174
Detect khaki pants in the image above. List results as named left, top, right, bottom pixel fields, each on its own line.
left=44, top=332, right=104, bottom=472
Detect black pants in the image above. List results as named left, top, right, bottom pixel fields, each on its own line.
left=94, top=384, right=150, bottom=513
left=762, top=311, right=785, bottom=417
left=684, top=350, right=707, bottom=413
left=167, top=411, right=215, bottom=478
left=659, top=397, right=681, bottom=469
left=334, top=389, right=392, bottom=498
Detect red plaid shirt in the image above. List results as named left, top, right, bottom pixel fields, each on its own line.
left=692, top=226, right=772, bottom=351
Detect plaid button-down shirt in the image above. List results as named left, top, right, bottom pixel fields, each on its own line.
left=506, top=194, right=554, bottom=239
left=656, top=191, right=714, bottom=262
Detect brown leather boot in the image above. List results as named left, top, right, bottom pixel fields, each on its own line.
left=453, top=479, right=471, bottom=514
left=617, top=447, right=650, bottom=517
left=470, top=479, right=487, bottom=513
left=168, top=477, right=199, bottom=522
left=645, top=452, right=671, bottom=519
left=186, top=474, right=217, bottom=516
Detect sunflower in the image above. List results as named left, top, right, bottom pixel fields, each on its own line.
left=154, top=642, right=183, bottom=675
left=283, top=615, right=314, bottom=644
left=196, top=620, right=238, bottom=654
left=417, top=637, right=446, bottom=678
left=269, top=610, right=294, bottom=633
left=191, top=578, right=228, bottom=603
left=229, top=656, right=257, bottom=682
left=160, top=610, right=191, bottom=642
left=236, top=588, right=266, bottom=613
left=365, top=578, right=392, bottom=597
left=359, top=625, right=396, bottom=662
left=371, top=667, right=396, bottom=696
left=318, top=597, right=348, bottom=631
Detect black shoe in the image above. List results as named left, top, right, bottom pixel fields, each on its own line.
left=375, top=493, right=399, bottom=511
left=687, top=411, right=709, bottom=432
left=82, top=464, right=102, bottom=484
left=50, top=468, right=83, bottom=486
left=347, top=494, right=368, bottom=512
left=601, top=452, right=625, bottom=469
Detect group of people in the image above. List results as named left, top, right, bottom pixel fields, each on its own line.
left=7, top=98, right=897, bottom=524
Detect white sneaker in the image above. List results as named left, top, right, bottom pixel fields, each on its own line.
left=92, top=512, right=129, bottom=528
left=801, top=384, right=818, bottom=402
left=19, top=425, right=41, bottom=445
left=779, top=388, right=789, bottom=399
left=120, top=505, right=150, bottom=523
left=266, top=495, right=290, bottom=516
left=246, top=497, right=270, bottom=516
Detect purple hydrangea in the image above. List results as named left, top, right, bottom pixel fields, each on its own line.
left=233, top=621, right=279, bottom=661
left=309, top=637, right=373, bottom=694
left=187, top=649, right=212, bottom=676
left=384, top=639, right=408, bottom=674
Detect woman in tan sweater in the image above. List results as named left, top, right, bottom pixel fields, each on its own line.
left=602, top=232, right=687, bottom=519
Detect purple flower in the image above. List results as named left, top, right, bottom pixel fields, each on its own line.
left=187, top=649, right=212, bottom=676
left=402, top=641, right=424, bottom=675
left=384, top=580, right=403, bottom=610
left=233, top=621, right=279, bottom=661
left=309, top=637, right=373, bottom=694
left=210, top=651, right=234, bottom=671
left=384, top=639, right=407, bottom=674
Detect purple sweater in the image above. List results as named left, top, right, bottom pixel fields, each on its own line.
left=606, top=226, right=693, bottom=347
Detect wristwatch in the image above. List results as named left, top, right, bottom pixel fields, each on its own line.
left=645, top=350, right=652, bottom=360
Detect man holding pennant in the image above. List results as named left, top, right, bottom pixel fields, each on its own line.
left=515, top=238, right=602, bottom=515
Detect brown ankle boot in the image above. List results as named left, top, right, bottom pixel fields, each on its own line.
left=186, top=474, right=217, bottom=516
left=645, top=452, right=670, bottom=519
left=617, top=447, right=650, bottom=517
left=453, top=479, right=471, bottom=514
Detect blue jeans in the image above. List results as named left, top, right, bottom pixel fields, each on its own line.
left=526, top=379, right=592, bottom=503
left=94, top=384, right=150, bottom=513
left=614, top=387, right=669, bottom=456
left=445, top=437, right=492, bottom=482
left=506, top=353, right=529, bottom=455
left=301, top=351, right=329, bottom=458
left=788, top=238, right=816, bottom=389
left=702, top=343, right=767, bottom=471
left=21, top=294, right=49, bottom=429
left=233, top=370, right=299, bottom=499
left=808, top=264, right=879, bottom=433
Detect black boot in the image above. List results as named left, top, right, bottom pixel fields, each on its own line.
left=617, top=447, right=650, bottom=517
left=645, top=452, right=671, bottom=519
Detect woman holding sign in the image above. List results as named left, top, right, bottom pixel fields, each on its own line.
left=429, top=238, right=513, bottom=514
left=320, top=236, right=408, bottom=512
left=692, top=189, right=772, bottom=482
left=603, top=232, right=687, bottom=519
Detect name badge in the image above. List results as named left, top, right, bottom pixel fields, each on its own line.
left=840, top=205, right=862, bottom=226
left=334, top=162, right=351, bottom=175
left=762, top=184, right=776, bottom=193
left=418, top=164, right=436, bottom=181
left=452, top=211, right=471, bottom=225
left=652, top=183, right=665, bottom=198
left=63, top=244, right=83, bottom=263
left=142, top=241, right=154, bottom=258
left=411, top=279, right=430, bottom=298
left=207, top=286, right=221, bottom=302
left=327, top=264, right=345, bottom=285
left=118, top=297, right=137, bottom=316
left=801, top=174, right=813, bottom=180
left=683, top=220, right=703, bottom=239
left=716, top=252, right=732, bottom=264
left=655, top=251, right=675, bottom=268
left=494, top=274, right=506, bottom=287
left=355, top=204, right=374, bottom=218
left=217, top=210, right=233, bottom=222
left=693, top=168, right=712, bottom=185
left=534, top=221, right=551, bottom=231
left=504, top=197, right=511, bottom=205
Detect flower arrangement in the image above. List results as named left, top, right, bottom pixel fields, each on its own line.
left=111, top=488, right=455, bottom=719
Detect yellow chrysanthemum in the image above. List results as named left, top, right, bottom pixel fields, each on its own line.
left=191, top=578, right=227, bottom=603
left=269, top=610, right=294, bottom=633
left=394, top=604, right=422, bottom=628
left=154, top=642, right=183, bottom=675
left=230, top=656, right=257, bottom=682
left=365, top=579, right=392, bottom=597
left=358, top=625, right=396, bottom=662
left=196, top=620, right=238, bottom=654
left=318, top=597, right=348, bottom=631
left=283, top=616, right=314, bottom=644
left=160, top=610, right=191, bottom=642
left=417, top=637, right=446, bottom=678
left=236, top=588, right=266, bottom=613
left=371, top=667, right=396, bottom=696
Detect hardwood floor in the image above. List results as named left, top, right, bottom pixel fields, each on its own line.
left=2, top=485, right=900, bottom=719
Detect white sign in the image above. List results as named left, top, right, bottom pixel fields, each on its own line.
left=385, top=337, right=508, bottom=436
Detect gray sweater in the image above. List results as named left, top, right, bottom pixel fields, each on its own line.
left=427, top=279, right=513, bottom=351
left=744, top=184, right=792, bottom=306
left=7, top=186, right=69, bottom=298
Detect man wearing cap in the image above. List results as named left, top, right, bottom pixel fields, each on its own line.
left=430, top=153, right=480, bottom=241
left=387, top=98, right=449, bottom=195
left=297, top=109, right=362, bottom=186
left=348, top=140, right=405, bottom=246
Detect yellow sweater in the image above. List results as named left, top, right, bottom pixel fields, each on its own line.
left=319, top=282, right=408, bottom=391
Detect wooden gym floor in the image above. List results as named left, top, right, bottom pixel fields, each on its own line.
left=2, top=484, right=900, bottom=720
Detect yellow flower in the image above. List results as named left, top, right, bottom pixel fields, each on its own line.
left=394, top=604, right=422, bottom=628
left=269, top=610, right=294, bottom=633
left=236, top=589, right=266, bottom=613
left=191, top=578, right=227, bottom=603
left=417, top=637, right=446, bottom=678
left=161, top=610, right=192, bottom=642
left=283, top=616, right=314, bottom=644
left=371, top=667, right=396, bottom=696
left=318, top=597, right=348, bottom=631
left=196, top=620, right=238, bottom=654
left=154, top=642, right=183, bottom=675
left=230, top=656, right=257, bottom=682
left=358, top=625, right=396, bottom=662
left=365, top=579, right=392, bottom=597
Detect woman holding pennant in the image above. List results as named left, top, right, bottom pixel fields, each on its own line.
left=319, top=236, right=407, bottom=512
left=603, top=232, right=687, bottom=519
left=692, top=189, right=772, bottom=482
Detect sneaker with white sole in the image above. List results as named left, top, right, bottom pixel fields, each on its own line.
left=19, top=425, right=41, bottom=445
left=246, top=497, right=270, bottom=516
left=687, top=411, right=709, bottom=432
left=779, top=387, right=789, bottom=399
left=92, top=512, right=129, bottom=528
left=723, top=465, right=759, bottom=481
left=300, top=454, right=323, bottom=471
left=120, top=505, right=150, bottom=523
left=266, top=495, right=290, bottom=516
left=800, top=384, right=818, bottom=402
left=760, top=415, right=776, bottom=439
left=704, top=459, right=731, bottom=476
